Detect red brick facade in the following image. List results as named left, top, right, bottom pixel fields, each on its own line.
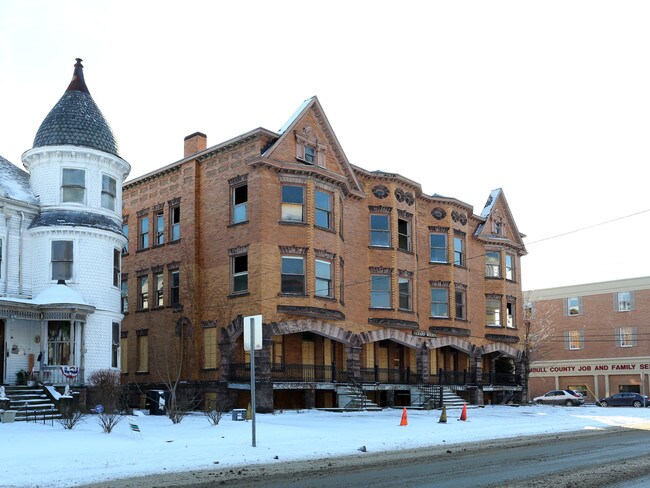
left=527, top=277, right=650, bottom=402
left=121, top=97, right=527, bottom=410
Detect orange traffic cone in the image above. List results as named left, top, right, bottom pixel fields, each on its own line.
left=399, top=407, right=408, bottom=426
left=438, top=405, right=447, bottom=424
left=458, top=403, right=467, bottom=421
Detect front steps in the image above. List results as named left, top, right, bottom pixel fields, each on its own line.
left=1, top=385, right=62, bottom=422
left=411, top=385, right=468, bottom=409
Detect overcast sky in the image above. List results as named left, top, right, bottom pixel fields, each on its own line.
left=1, top=1, right=649, bottom=291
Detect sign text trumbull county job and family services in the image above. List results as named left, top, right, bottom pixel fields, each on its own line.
left=531, top=362, right=650, bottom=374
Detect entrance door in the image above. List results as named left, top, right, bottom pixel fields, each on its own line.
left=302, top=336, right=315, bottom=381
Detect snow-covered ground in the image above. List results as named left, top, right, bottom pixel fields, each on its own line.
left=4, top=404, right=650, bottom=488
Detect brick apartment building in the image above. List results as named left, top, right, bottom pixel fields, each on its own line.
left=527, top=276, right=650, bottom=401
left=120, top=97, right=528, bottom=411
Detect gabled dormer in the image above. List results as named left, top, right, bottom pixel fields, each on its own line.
left=475, top=188, right=526, bottom=254
left=260, top=96, right=363, bottom=197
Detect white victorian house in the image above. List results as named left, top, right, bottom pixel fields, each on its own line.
left=0, top=59, right=130, bottom=385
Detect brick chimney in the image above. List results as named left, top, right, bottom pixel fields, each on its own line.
left=184, top=132, right=207, bottom=158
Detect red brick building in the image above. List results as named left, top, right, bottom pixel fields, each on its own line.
left=120, top=97, right=527, bottom=411
left=527, top=276, right=650, bottom=402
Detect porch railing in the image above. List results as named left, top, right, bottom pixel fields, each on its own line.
left=227, top=363, right=520, bottom=387
left=36, top=366, right=85, bottom=386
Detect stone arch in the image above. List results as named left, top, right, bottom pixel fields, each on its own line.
left=479, top=342, right=523, bottom=359
left=358, top=328, right=423, bottom=349
left=269, top=319, right=355, bottom=345
left=426, top=336, right=476, bottom=356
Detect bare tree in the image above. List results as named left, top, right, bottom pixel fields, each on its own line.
left=520, top=292, right=559, bottom=401
left=147, top=241, right=235, bottom=424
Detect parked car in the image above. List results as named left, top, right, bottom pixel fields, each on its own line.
left=598, top=392, right=649, bottom=407
left=533, top=389, right=585, bottom=406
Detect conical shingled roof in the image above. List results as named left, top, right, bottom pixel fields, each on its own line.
left=33, top=58, right=119, bottom=157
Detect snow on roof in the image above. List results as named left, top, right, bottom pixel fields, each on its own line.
left=277, top=97, right=314, bottom=135
left=0, top=155, right=38, bottom=205
left=480, top=188, right=502, bottom=219
left=32, top=283, right=87, bottom=306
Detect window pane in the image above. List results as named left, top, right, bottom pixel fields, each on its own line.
left=282, top=185, right=304, bottom=204
left=62, top=187, right=85, bottom=203
left=282, top=257, right=304, bottom=274
left=282, top=204, right=303, bottom=221
left=370, top=214, right=389, bottom=230
left=315, top=191, right=331, bottom=210
left=371, top=275, right=391, bottom=308
left=430, top=234, right=447, bottom=262
left=63, top=169, right=85, bottom=186
left=102, top=175, right=116, bottom=194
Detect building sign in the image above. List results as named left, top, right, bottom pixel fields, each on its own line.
left=413, top=330, right=436, bottom=338
left=531, top=361, right=650, bottom=375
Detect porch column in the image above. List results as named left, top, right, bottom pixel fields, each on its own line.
left=416, top=347, right=430, bottom=382
left=345, top=345, right=361, bottom=379
left=217, top=329, right=239, bottom=410
left=514, top=358, right=525, bottom=403
left=254, top=333, right=274, bottom=413
left=470, top=355, right=484, bottom=406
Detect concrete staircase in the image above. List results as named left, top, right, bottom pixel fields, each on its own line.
left=336, top=378, right=381, bottom=411
left=411, top=385, right=468, bottom=409
left=1, top=385, right=62, bottom=422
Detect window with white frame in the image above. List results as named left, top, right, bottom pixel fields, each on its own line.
left=430, top=288, right=449, bottom=318
left=139, top=216, right=149, bottom=249
left=281, top=185, right=305, bottom=222
left=505, top=253, right=515, bottom=281
left=567, top=297, right=581, bottom=316
left=101, top=174, right=117, bottom=210
left=430, top=233, right=447, bottom=263
left=112, top=322, right=119, bottom=368
left=399, top=277, right=412, bottom=311
left=315, top=259, right=333, bottom=298
left=122, top=223, right=129, bottom=254
left=170, top=205, right=180, bottom=241
left=616, top=291, right=633, bottom=312
left=371, top=275, right=391, bottom=308
left=506, top=300, right=515, bottom=328
left=315, top=190, right=333, bottom=229
left=304, top=145, right=315, bottom=163
left=231, top=254, right=248, bottom=294
left=370, top=214, right=390, bottom=247
left=138, top=275, right=149, bottom=310
left=486, top=299, right=501, bottom=326
left=618, top=326, right=637, bottom=347
left=113, top=249, right=120, bottom=287
left=169, top=269, right=180, bottom=305
left=51, top=241, right=73, bottom=281
left=455, top=288, right=466, bottom=320
left=121, top=278, right=128, bottom=313
left=565, top=330, right=583, bottom=350
left=47, top=321, right=74, bottom=365
left=485, top=252, right=501, bottom=277
left=232, top=183, right=248, bottom=224
left=155, top=211, right=164, bottom=246
left=281, top=256, right=305, bottom=294
left=453, top=236, right=465, bottom=266
left=154, top=272, right=164, bottom=307
left=61, top=168, right=85, bottom=203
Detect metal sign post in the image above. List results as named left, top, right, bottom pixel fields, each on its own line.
left=244, top=315, right=262, bottom=448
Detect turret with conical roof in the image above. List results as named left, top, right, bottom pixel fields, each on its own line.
left=33, top=58, right=119, bottom=157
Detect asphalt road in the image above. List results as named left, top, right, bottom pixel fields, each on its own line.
left=80, top=427, right=650, bottom=488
